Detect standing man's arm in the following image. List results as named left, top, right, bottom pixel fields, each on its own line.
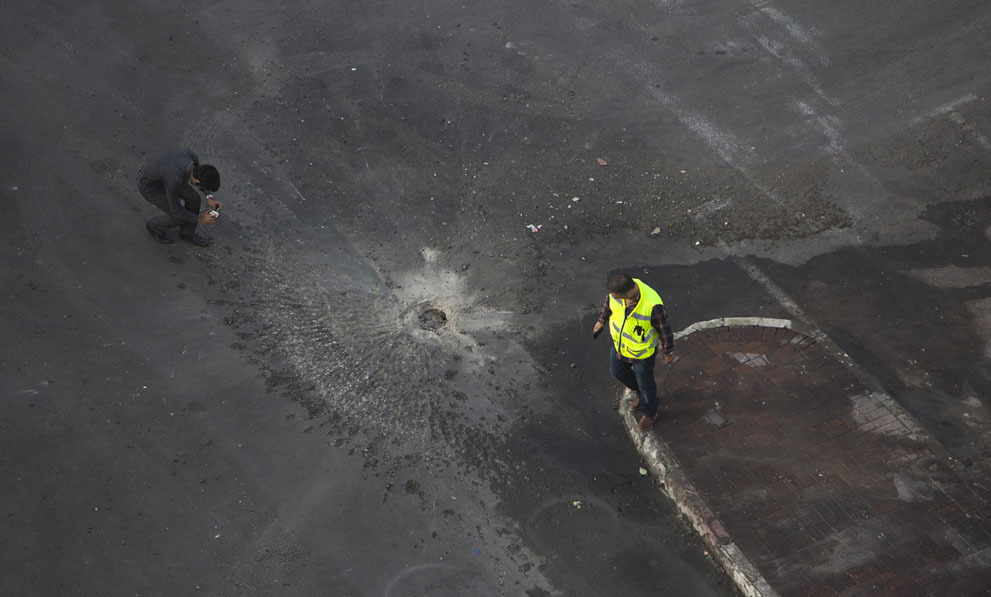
left=592, top=296, right=612, bottom=339
left=652, top=304, right=676, bottom=363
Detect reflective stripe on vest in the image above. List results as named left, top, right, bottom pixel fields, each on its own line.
left=608, top=278, right=664, bottom=359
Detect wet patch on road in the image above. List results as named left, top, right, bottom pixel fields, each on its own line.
left=758, top=195, right=991, bottom=471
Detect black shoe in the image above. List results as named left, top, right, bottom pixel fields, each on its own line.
left=146, top=223, right=174, bottom=244
left=179, top=232, right=212, bottom=247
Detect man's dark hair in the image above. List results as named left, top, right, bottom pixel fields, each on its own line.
left=608, top=274, right=636, bottom=294
left=193, top=163, right=220, bottom=192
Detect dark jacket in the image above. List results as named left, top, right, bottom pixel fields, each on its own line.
left=137, top=149, right=200, bottom=225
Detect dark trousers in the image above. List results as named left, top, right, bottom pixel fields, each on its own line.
left=610, top=347, right=659, bottom=417
left=137, top=176, right=200, bottom=235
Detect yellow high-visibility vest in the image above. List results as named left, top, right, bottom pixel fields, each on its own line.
left=609, top=278, right=663, bottom=359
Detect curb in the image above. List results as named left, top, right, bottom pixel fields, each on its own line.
left=620, top=389, right=780, bottom=597
left=622, top=316, right=961, bottom=597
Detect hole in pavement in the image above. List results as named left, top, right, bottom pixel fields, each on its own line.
left=417, top=306, right=448, bottom=331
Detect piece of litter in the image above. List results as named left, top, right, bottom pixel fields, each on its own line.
left=596, top=157, right=608, bottom=166
left=571, top=196, right=580, bottom=202
left=639, top=467, right=648, bottom=476
left=526, top=224, right=543, bottom=232
left=572, top=500, right=582, bottom=509
left=650, top=227, right=661, bottom=236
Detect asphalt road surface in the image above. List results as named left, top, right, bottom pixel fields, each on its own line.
left=2, top=1, right=990, bottom=595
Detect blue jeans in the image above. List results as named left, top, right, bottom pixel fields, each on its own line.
left=610, top=348, right=659, bottom=417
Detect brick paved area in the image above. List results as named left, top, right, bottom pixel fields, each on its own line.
left=655, top=325, right=991, bottom=596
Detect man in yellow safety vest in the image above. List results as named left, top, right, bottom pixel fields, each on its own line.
left=593, top=274, right=675, bottom=430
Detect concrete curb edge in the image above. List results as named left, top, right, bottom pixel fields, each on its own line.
left=620, top=389, right=780, bottom=597
left=624, top=315, right=961, bottom=597
left=624, top=316, right=792, bottom=597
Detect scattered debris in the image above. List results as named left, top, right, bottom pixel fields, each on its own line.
left=639, top=467, right=648, bottom=476
left=571, top=196, right=580, bottom=202
left=703, top=409, right=729, bottom=428
left=596, top=157, right=608, bottom=166
left=650, top=227, right=662, bottom=237
left=526, top=224, right=542, bottom=232
left=571, top=500, right=582, bottom=509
